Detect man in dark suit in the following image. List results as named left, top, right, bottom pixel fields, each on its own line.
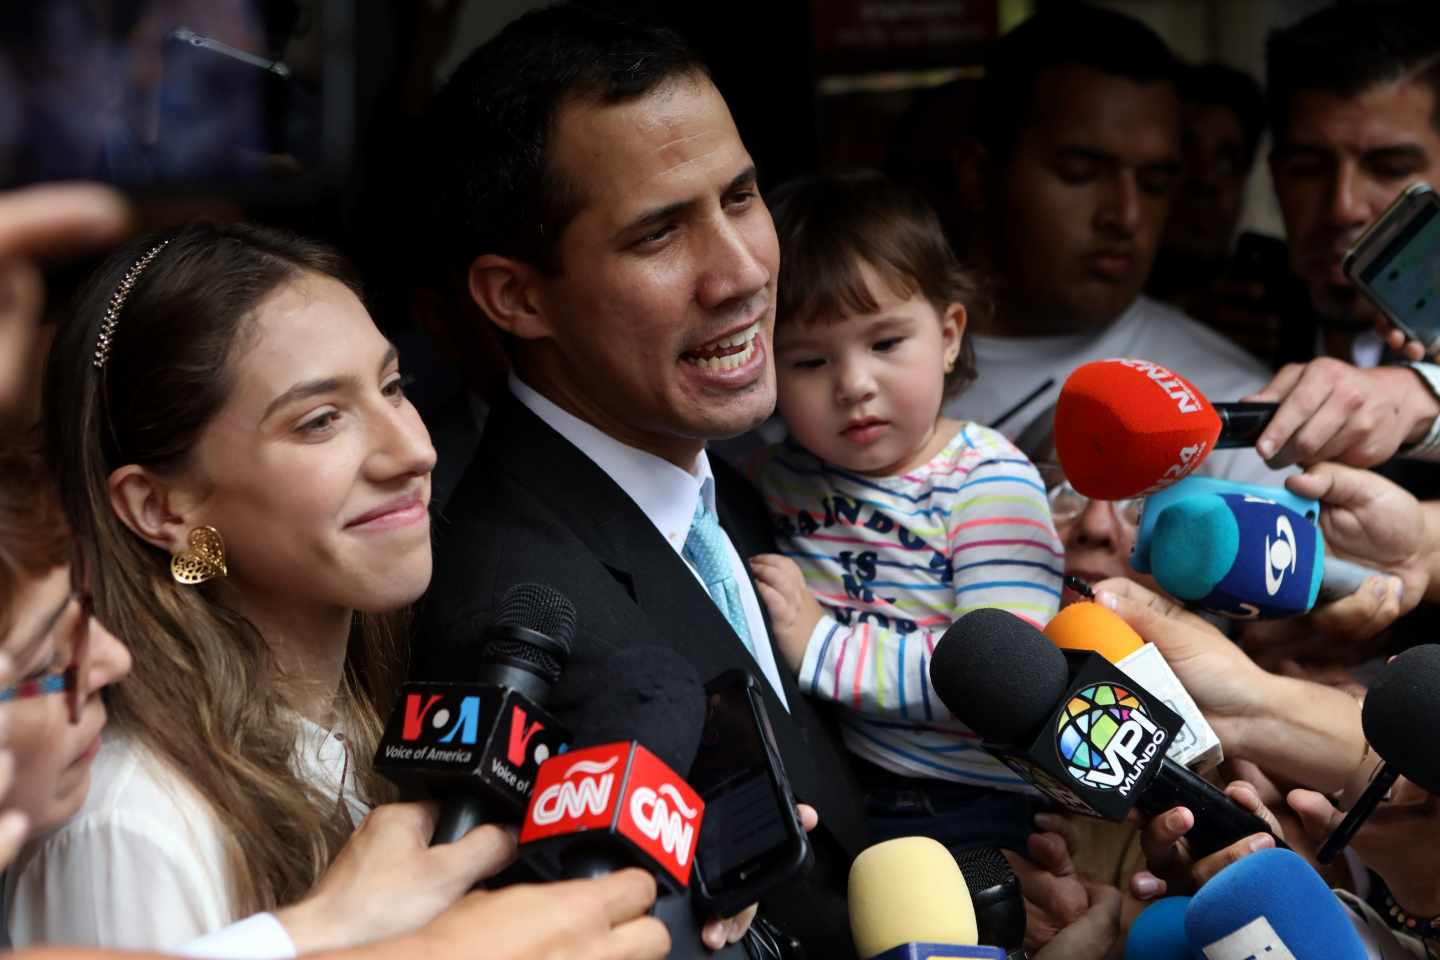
left=416, top=5, right=867, bottom=955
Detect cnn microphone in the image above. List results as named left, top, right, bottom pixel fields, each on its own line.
left=519, top=645, right=707, bottom=890
left=849, top=837, right=1005, bottom=959
left=1054, top=358, right=1275, bottom=500
left=1124, top=896, right=1192, bottom=960
left=1046, top=602, right=1222, bottom=770
left=375, top=583, right=575, bottom=844
left=953, top=847, right=1026, bottom=960
left=1185, top=848, right=1367, bottom=959
left=1131, top=476, right=1383, bottom=620
left=1317, top=644, right=1440, bottom=864
left=930, top=609, right=1281, bottom=859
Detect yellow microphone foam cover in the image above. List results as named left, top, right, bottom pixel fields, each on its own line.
left=1044, top=601, right=1144, bottom=662
left=848, top=836, right=978, bottom=957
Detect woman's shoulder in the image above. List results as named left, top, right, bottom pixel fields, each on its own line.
left=34, top=731, right=229, bottom=866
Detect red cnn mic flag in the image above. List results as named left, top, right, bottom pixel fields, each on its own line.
left=520, top=741, right=705, bottom=891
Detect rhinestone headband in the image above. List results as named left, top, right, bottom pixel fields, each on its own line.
left=92, top=240, right=169, bottom=370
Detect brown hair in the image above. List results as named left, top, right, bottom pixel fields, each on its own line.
left=42, top=222, right=403, bottom=917
left=768, top=169, right=984, bottom=399
left=0, top=437, right=70, bottom=638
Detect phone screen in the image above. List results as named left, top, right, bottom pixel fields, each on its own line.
left=689, top=678, right=796, bottom=890
left=1360, top=199, right=1440, bottom=341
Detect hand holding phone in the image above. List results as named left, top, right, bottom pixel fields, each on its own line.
left=1344, top=182, right=1440, bottom=357
left=687, top=670, right=811, bottom=918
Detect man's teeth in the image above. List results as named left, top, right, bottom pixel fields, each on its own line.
left=684, top=323, right=759, bottom=370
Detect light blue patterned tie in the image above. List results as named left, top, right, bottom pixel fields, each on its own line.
left=683, top=480, right=755, bottom=655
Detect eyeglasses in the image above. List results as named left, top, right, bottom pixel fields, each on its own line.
left=0, top=542, right=94, bottom=725
left=1034, top=462, right=1144, bottom=527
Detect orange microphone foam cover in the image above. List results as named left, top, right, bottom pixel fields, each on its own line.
left=1043, top=601, right=1145, bottom=662
left=1054, top=359, right=1222, bottom=500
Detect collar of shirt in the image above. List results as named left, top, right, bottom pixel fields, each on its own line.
left=509, top=373, right=712, bottom=556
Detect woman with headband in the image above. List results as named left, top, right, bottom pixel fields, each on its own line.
left=5, top=222, right=452, bottom=949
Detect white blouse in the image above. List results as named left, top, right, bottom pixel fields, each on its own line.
left=4, top=718, right=365, bottom=951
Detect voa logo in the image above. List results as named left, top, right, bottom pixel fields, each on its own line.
left=532, top=757, right=617, bottom=826
left=401, top=693, right=484, bottom=746
left=629, top=783, right=700, bottom=865
left=1056, top=684, right=1169, bottom=796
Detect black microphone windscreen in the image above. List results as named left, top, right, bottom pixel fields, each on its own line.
left=485, top=583, right=577, bottom=682
left=954, top=845, right=1016, bottom=894
left=570, top=646, right=706, bottom=776
left=930, top=608, right=1070, bottom=745
left=1362, top=644, right=1440, bottom=793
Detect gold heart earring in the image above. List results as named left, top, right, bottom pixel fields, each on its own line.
left=171, top=526, right=228, bottom=585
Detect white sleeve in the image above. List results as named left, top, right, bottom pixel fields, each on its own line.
left=7, top=810, right=233, bottom=950
left=176, top=913, right=297, bottom=959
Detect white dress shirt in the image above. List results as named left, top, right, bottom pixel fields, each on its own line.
left=5, top=719, right=365, bottom=951
left=511, top=375, right=789, bottom=709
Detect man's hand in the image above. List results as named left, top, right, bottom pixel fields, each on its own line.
left=1379, top=317, right=1434, bottom=362
left=699, top=803, right=817, bottom=950
left=0, top=184, right=131, bottom=416
left=1128, top=781, right=1281, bottom=900
left=274, top=802, right=517, bottom=953
left=410, top=869, right=670, bottom=960
left=1003, top=826, right=1091, bottom=950
left=1289, top=777, right=1440, bottom=919
left=750, top=555, right=825, bottom=671
left=1093, top=579, right=1269, bottom=751
left=1031, top=883, right=1123, bottom=960
left=1244, top=358, right=1440, bottom=467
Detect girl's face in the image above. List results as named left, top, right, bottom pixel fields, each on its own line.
left=773, top=260, right=963, bottom=476
left=2, top=564, right=131, bottom=833
left=165, top=271, right=437, bottom=619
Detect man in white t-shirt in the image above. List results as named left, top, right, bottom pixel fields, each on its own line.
left=944, top=5, right=1284, bottom=489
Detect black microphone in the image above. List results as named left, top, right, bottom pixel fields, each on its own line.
left=954, top=847, right=1027, bottom=960
left=519, top=647, right=740, bottom=959
left=1318, top=644, right=1440, bottom=863
left=930, top=609, right=1281, bottom=859
left=375, top=583, right=576, bottom=844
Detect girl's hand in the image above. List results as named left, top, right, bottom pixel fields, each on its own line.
left=749, top=554, right=824, bottom=671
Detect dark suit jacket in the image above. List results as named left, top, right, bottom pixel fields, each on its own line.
left=416, top=395, right=868, bottom=955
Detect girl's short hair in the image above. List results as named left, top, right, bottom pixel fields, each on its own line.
left=769, top=169, right=986, bottom=399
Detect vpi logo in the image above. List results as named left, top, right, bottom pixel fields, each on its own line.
left=1055, top=683, right=1168, bottom=796
left=401, top=692, right=484, bottom=746
left=629, top=783, right=700, bottom=866
left=506, top=704, right=551, bottom=767
left=531, top=756, right=617, bottom=826
left=1264, top=514, right=1298, bottom=597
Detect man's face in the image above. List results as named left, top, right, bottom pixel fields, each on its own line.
left=1167, top=101, right=1253, bottom=262
left=1271, top=81, right=1440, bottom=328
left=527, top=75, right=779, bottom=467
left=992, top=65, right=1181, bottom=333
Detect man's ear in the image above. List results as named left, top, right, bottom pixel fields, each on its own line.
left=467, top=254, right=554, bottom=342
left=108, top=465, right=196, bottom=555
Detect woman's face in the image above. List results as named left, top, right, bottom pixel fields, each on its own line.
left=3, top=564, right=131, bottom=833
left=177, top=271, right=437, bottom=617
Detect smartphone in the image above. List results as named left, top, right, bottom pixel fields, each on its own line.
left=687, top=670, right=811, bottom=917
left=1343, top=181, right=1440, bottom=355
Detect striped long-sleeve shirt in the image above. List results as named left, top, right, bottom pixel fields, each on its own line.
left=757, top=422, right=1064, bottom=788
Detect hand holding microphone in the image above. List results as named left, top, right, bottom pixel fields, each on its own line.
left=1245, top=356, right=1440, bottom=467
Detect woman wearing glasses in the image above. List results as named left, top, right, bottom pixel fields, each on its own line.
left=0, top=443, right=132, bottom=861
left=7, top=222, right=440, bottom=950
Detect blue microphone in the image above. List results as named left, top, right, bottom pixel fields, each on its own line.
left=1184, top=848, right=1367, bottom=959
left=1131, top=477, right=1379, bottom=619
left=1125, top=897, right=1196, bottom=960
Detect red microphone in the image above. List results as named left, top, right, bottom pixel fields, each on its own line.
left=1054, top=358, right=1276, bottom=500
left=521, top=740, right=705, bottom=891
